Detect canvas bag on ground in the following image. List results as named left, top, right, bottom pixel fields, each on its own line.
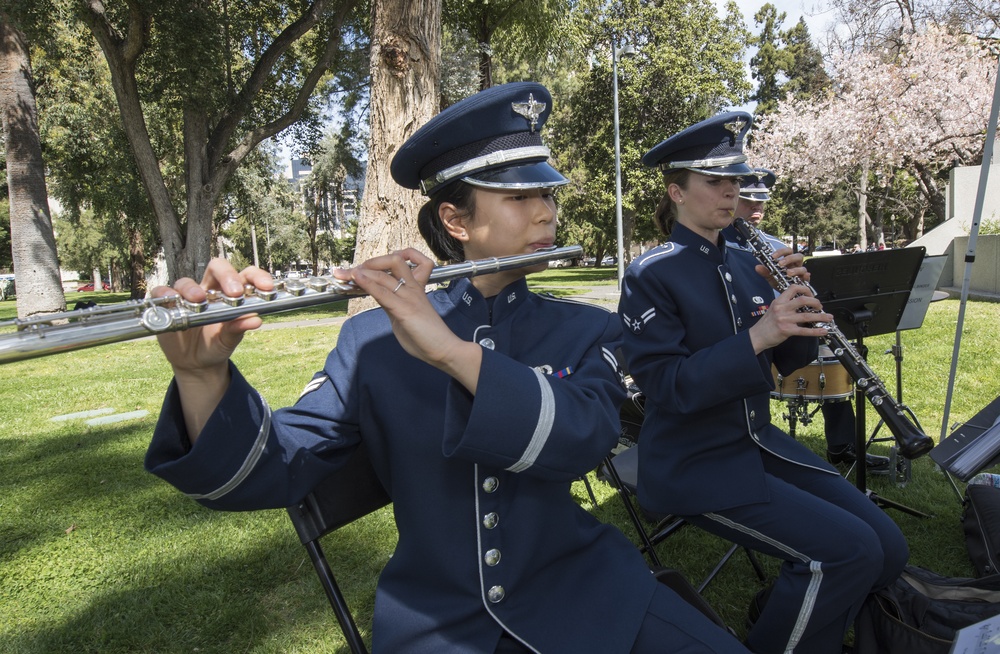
left=962, top=476, right=1000, bottom=576
left=855, top=565, right=1000, bottom=654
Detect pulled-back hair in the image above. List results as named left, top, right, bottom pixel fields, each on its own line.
left=653, top=168, right=692, bottom=238
left=417, top=181, right=477, bottom=262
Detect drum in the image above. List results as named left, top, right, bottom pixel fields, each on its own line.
left=771, top=346, right=853, bottom=402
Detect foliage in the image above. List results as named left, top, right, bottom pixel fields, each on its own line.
left=64, top=0, right=370, bottom=282
left=299, top=126, right=362, bottom=271
left=442, top=0, right=570, bottom=89
left=34, top=18, right=160, bottom=290
left=548, top=0, right=752, bottom=261
left=751, top=25, right=998, bottom=238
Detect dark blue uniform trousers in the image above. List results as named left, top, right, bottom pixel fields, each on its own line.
left=496, top=581, right=752, bottom=653
left=684, top=452, right=908, bottom=654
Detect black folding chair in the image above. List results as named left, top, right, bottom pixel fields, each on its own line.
left=601, top=444, right=767, bottom=592
left=286, top=443, right=391, bottom=654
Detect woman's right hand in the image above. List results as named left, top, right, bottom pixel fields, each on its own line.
left=152, top=258, right=274, bottom=380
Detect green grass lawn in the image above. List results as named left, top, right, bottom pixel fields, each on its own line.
left=1, top=271, right=998, bottom=652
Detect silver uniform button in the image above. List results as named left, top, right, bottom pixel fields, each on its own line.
left=484, top=548, right=501, bottom=566
left=731, top=294, right=738, bottom=304
left=488, top=585, right=505, bottom=603
left=482, top=476, right=499, bottom=493
left=479, top=337, right=496, bottom=350
left=737, top=318, right=743, bottom=327
left=750, top=410, right=756, bottom=420
left=483, top=512, right=499, bottom=529
left=725, top=272, right=732, bottom=282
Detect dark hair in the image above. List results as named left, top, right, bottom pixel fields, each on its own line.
left=653, top=169, right=692, bottom=237
left=418, top=181, right=477, bottom=262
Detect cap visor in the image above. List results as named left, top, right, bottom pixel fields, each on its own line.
left=689, top=162, right=753, bottom=177
left=463, top=161, right=569, bottom=190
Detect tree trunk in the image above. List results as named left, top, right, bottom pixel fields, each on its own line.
left=350, top=0, right=440, bottom=315
left=0, top=18, right=65, bottom=319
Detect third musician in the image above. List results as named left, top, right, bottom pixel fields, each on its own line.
left=618, top=112, right=908, bottom=654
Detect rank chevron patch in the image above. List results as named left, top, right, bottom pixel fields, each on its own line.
left=622, top=307, right=656, bottom=334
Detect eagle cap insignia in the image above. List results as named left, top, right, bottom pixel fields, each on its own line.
left=723, top=118, right=747, bottom=142
left=512, top=93, right=546, bottom=132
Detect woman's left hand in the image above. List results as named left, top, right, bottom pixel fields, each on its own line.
left=333, top=249, right=483, bottom=392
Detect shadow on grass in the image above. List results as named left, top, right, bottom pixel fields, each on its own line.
left=4, top=508, right=391, bottom=653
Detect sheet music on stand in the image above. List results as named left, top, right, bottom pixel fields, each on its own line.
left=949, top=611, right=1000, bottom=653
left=897, top=254, right=949, bottom=331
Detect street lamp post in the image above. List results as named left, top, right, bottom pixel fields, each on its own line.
left=612, top=42, right=634, bottom=290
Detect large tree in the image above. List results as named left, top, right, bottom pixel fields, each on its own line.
left=350, top=0, right=439, bottom=315
left=74, top=0, right=364, bottom=283
left=0, top=13, right=64, bottom=317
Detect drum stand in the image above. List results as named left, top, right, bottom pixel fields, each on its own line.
left=779, top=396, right=824, bottom=440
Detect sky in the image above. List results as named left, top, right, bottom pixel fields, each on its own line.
left=714, top=0, right=835, bottom=38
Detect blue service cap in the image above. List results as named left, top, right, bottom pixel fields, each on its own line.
left=390, top=82, right=569, bottom=196
left=642, top=111, right=753, bottom=177
left=740, top=168, right=776, bottom=201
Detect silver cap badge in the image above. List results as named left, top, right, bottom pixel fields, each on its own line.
left=512, top=93, right=546, bottom=132
left=723, top=118, right=747, bottom=140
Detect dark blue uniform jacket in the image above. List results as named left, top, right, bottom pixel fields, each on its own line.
left=618, top=223, right=837, bottom=517
left=146, top=277, right=657, bottom=653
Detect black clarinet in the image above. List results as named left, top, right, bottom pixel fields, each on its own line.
left=733, top=218, right=934, bottom=460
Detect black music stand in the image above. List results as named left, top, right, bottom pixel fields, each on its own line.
left=931, top=396, right=1000, bottom=484
left=807, top=248, right=929, bottom=517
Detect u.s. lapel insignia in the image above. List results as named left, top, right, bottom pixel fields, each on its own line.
left=512, top=93, right=546, bottom=132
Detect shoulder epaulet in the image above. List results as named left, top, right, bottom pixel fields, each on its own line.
left=635, top=242, right=678, bottom=266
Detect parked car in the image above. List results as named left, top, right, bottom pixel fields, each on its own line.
left=579, top=257, right=597, bottom=267
left=811, top=246, right=842, bottom=258
left=601, top=256, right=617, bottom=266
left=77, top=282, right=111, bottom=291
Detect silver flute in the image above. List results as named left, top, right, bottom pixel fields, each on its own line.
left=0, top=245, right=583, bottom=365
left=732, top=218, right=933, bottom=460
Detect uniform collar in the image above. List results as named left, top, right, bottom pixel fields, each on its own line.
left=445, top=276, right=530, bottom=323
left=671, top=222, right=728, bottom=265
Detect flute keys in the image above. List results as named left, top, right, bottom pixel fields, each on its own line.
left=205, top=289, right=245, bottom=307
left=307, top=277, right=329, bottom=292
left=284, top=279, right=307, bottom=296
left=141, top=306, right=174, bottom=332
left=255, top=288, right=277, bottom=301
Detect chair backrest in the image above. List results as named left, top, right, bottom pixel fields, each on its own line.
left=286, top=442, right=391, bottom=654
